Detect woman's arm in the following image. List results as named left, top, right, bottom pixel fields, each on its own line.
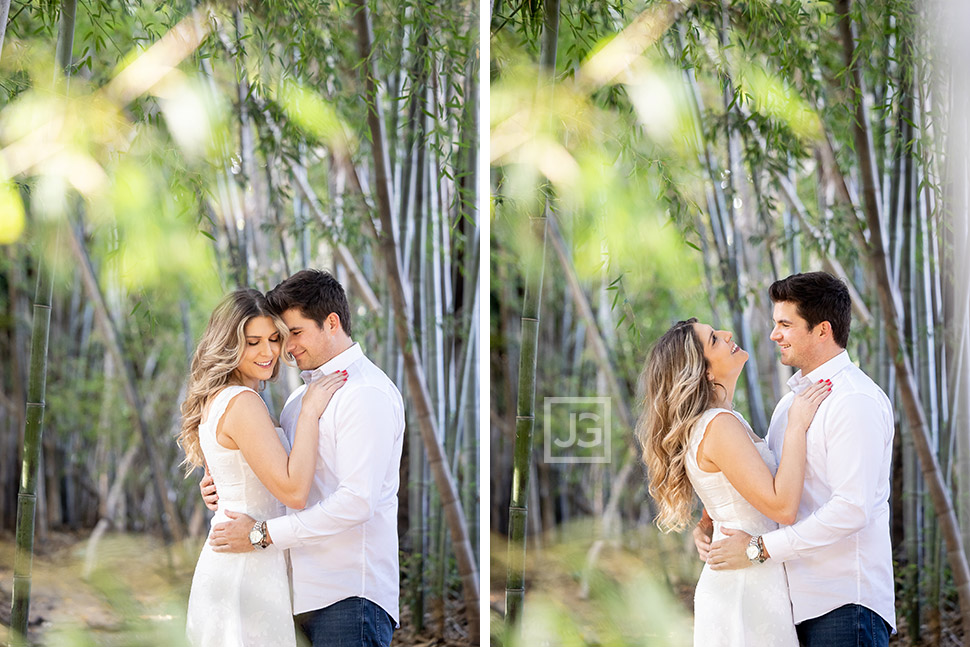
left=697, top=380, right=831, bottom=525
left=218, top=372, right=346, bottom=509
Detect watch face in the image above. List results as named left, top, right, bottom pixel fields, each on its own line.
left=249, top=529, right=261, bottom=543
left=745, top=544, right=759, bottom=559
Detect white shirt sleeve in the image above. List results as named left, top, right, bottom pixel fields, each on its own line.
left=762, top=392, right=892, bottom=562
left=266, top=385, right=398, bottom=549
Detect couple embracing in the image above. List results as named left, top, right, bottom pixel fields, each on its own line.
left=639, top=272, right=896, bottom=647
left=176, top=269, right=405, bottom=647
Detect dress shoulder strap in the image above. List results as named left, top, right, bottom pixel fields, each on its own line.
left=690, top=407, right=740, bottom=450
left=203, top=385, right=259, bottom=430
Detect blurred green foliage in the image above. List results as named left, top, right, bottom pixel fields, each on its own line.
left=491, top=522, right=695, bottom=647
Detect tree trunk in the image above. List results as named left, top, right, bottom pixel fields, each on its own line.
left=505, top=209, right=547, bottom=626
left=82, top=442, right=140, bottom=578
left=290, top=165, right=382, bottom=311
left=10, top=236, right=55, bottom=645
left=835, top=0, right=970, bottom=636
left=66, top=220, right=184, bottom=545
left=936, top=0, right=970, bottom=567
left=10, top=2, right=75, bottom=641
left=0, top=0, right=11, bottom=66
left=350, top=0, right=480, bottom=639
left=504, top=0, right=559, bottom=629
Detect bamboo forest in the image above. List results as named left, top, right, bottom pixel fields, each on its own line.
left=491, top=0, right=970, bottom=646
left=1, top=0, right=479, bottom=645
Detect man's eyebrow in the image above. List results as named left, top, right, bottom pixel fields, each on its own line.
left=288, top=326, right=301, bottom=332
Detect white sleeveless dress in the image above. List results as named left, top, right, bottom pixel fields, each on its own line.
left=185, top=386, right=296, bottom=647
left=684, top=408, right=798, bottom=646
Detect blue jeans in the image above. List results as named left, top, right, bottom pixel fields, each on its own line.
left=295, top=597, right=394, bottom=647
left=796, top=604, right=890, bottom=647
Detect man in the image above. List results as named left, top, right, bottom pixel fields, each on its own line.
left=698, top=271, right=895, bottom=646
left=204, top=269, right=405, bottom=647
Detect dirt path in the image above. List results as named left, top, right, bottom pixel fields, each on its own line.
left=0, top=530, right=195, bottom=645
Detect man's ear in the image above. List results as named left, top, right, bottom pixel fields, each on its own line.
left=816, top=321, right=833, bottom=339
left=326, top=312, right=341, bottom=332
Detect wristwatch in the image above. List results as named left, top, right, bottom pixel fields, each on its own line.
left=249, top=520, right=269, bottom=550
left=746, top=535, right=768, bottom=564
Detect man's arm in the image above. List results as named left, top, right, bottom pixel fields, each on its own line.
left=709, top=392, right=891, bottom=569
left=200, top=466, right=218, bottom=512
left=264, top=385, right=401, bottom=550
left=758, top=392, right=891, bottom=562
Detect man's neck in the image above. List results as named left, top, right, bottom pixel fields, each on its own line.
left=797, top=346, right=845, bottom=376
left=309, top=337, right=355, bottom=372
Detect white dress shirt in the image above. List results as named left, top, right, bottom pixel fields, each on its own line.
left=265, top=342, right=405, bottom=623
left=761, top=350, right=896, bottom=630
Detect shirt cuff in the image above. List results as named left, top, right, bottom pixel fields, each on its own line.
left=266, top=514, right=298, bottom=550
left=761, top=527, right=795, bottom=563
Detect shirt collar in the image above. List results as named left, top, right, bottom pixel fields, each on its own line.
left=786, top=349, right=853, bottom=394
left=300, top=342, right=363, bottom=384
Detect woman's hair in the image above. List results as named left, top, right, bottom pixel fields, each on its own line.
left=635, top=318, right=717, bottom=532
left=177, top=289, right=289, bottom=474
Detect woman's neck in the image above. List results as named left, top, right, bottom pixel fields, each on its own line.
left=230, top=375, right=260, bottom=391
left=712, top=379, right=737, bottom=409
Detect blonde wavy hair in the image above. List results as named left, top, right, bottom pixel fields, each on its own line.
left=635, top=318, right=719, bottom=532
left=177, top=289, right=289, bottom=474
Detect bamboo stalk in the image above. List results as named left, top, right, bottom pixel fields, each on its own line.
left=505, top=212, right=547, bottom=626
left=350, top=0, right=480, bottom=639
left=505, top=0, right=559, bottom=629
left=0, top=0, right=11, bottom=66
left=10, top=2, right=76, bottom=641
left=66, top=221, right=184, bottom=545
left=835, top=1, right=970, bottom=637
left=10, top=233, right=55, bottom=645
left=289, top=165, right=383, bottom=312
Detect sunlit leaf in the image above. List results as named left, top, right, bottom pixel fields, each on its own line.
left=0, top=181, right=26, bottom=244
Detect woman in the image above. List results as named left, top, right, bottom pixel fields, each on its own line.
left=637, top=318, right=831, bottom=646
left=177, top=289, right=346, bottom=647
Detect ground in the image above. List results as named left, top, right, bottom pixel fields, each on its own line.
left=489, top=526, right=966, bottom=647
left=0, top=530, right=471, bottom=647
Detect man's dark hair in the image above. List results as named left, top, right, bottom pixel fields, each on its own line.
left=266, top=269, right=352, bottom=337
left=769, top=271, right=850, bottom=348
